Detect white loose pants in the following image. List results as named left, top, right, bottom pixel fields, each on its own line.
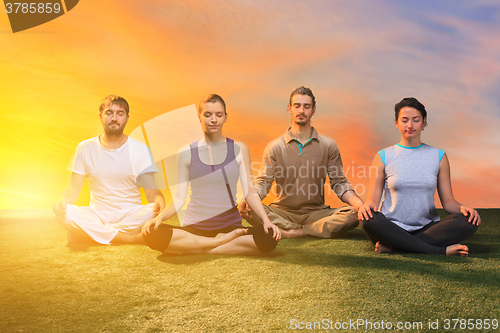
left=55, top=203, right=155, bottom=244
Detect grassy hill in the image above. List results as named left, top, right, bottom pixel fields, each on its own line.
left=0, top=209, right=498, bottom=332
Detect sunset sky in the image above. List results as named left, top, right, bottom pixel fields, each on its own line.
left=1, top=0, right=499, bottom=209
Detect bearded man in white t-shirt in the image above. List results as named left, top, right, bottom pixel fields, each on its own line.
left=53, top=95, right=165, bottom=244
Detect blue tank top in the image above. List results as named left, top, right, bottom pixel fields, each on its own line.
left=182, top=138, right=242, bottom=230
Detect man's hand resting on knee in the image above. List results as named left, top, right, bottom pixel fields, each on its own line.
left=53, top=198, right=67, bottom=216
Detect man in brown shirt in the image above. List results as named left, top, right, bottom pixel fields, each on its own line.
left=239, top=86, right=363, bottom=238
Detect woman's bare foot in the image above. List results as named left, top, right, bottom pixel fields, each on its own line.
left=111, top=231, right=146, bottom=245
left=162, top=249, right=206, bottom=256
left=375, top=242, right=392, bottom=253
left=215, top=228, right=247, bottom=246
left=280, top=228, right=304, bottom=239
left=446, top=244, right=469, bottom=256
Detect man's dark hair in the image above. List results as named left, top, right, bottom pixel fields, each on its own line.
left=99, top=95, right=129, bottom=115
left=289, top=86, right=316, bottom=108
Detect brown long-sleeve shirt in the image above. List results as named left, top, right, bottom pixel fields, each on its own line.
left=255, top=128, right=353, bottom=211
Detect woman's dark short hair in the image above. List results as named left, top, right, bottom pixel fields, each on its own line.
left=394, top=97, right=427, bottom=120
left=198, top=94, right=226, bottom=114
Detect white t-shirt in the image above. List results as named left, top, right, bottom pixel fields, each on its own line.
left=68, top=136, right=158, bottom=212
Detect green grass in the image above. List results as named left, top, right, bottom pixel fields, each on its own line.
left=0, top=209, right=499, bottom=332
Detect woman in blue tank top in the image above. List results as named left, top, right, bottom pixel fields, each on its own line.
left=142, top=94, right=281, bottom=255
left=358, top=97, right=480, bottom=256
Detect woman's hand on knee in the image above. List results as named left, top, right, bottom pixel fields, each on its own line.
left=358, top=203, right=377, bottom=221
left=238, top=199, right=252, bottom=220
left=263, top=219, right=281, bottom=241
left=141, top=216, right=163, bottom=235
left=460, top=205, right=481, bottom=226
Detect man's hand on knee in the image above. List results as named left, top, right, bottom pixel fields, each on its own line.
left=53, top=198, right=67, bottom=216
left=358, top=203, right=377, bottom=221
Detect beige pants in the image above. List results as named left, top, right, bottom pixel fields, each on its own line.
left=247, top=205, right=359, bottom=238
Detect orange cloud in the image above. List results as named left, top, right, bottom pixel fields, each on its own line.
left=1, top=0, right=499, bottom=209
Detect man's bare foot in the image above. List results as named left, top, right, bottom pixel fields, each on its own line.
left=67, top=231, right=94, bottom=244
left=375, top=242, right=392, bottom=253
left=446, top=244, right=469, bottom=256
left=215, top=228, right=247, bottom=246
left=280, top=228, right=304, bottom=239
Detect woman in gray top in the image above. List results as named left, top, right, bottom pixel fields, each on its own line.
left=358, top=97, right=480, bottom=256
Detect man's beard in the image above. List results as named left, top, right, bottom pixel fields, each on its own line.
left=104, top=123, right=125, bottom=135
left=294, top=116, right=309, bottom=125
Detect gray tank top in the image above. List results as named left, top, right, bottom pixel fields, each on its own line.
left=378, top=144, right=445, bottom=232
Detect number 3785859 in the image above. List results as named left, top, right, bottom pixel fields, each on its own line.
left=5, top=3, right=62, bottom=14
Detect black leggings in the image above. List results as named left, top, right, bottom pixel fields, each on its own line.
left=144, top=224, right=278, bottom=254
left=360, top=212, right=478, bottom=255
